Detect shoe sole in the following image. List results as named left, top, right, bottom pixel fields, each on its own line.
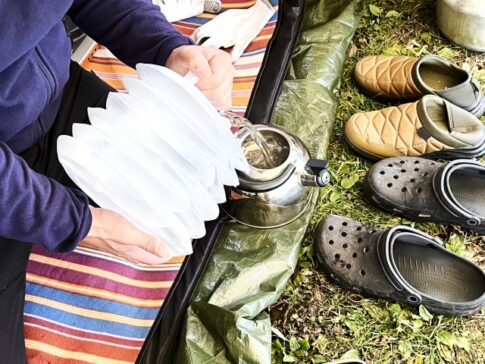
left=344, top=127, right=485, bottom=161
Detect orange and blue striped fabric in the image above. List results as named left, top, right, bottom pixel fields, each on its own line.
left=24, top=1, right=277, bottom=363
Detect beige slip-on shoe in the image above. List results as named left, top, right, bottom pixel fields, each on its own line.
left=354, top=55, right=485, bottom=117
left=344, top=95, right=485, bottom=160
left=354, top=55, right=422, bottom=100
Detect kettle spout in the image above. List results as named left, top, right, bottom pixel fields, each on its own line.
left=301, top=159, right=330, bottom=187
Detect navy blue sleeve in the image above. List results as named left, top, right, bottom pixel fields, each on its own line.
left=0, top=1, right=71, bottom=71
left=68, top=0, right=192, bottom=67
left=0, top=143, right=91, bottom=252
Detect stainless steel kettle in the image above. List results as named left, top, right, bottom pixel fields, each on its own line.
left=222, top=120, right=330, bottom=228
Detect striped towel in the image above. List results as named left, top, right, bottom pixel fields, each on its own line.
left=25, top=1, right=277, bottom=363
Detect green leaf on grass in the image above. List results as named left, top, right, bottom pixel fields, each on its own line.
left=289, top=336, right=300, bottom=351
left=340, top=174, right=359, bottom=189
left=437, top=331, right=470, bottom=351
left=437, top=47, right=456, bottom=59
left=273, top=339, right=285, bottom=352
left=418, top=305, right=433, bottom=322
left=363, top=302, right=390, bottom=322
left=438, top=343, right=454, bottom=361
left=299, top=261, right=312, bottom=269
left=445, top=234, right=469, bottom=257
left=412, top=319, right=424, bottom=329
left=313, top=335, right=328, bottom=353
left=383, top=45, right=402, bottom=56
left=283, top=354, right=297, bottom=362
left=388, top=303, right=402, bottom=315
left=369, top=4, right=382, bottom=17
left=385, top=10, right=400, bottom=18
left=341, top=349, right=360, bottom=359
left=399, top=341, right=412, bottom=359
left=455, top=336, right=471, bottom=352
left=420, top=32, right=433, bottom=45
left=329, top=191, right=340, bottom=202
left=344, top=318, right=359, bottom=333
left=312, top=355, right=327, bottom=363
left=298, top=338, right=310, bottom=351
left=294, top=349, right=307, bottom=358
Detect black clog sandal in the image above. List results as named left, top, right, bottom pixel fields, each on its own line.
left=363, top=157, right=485, bottom=235
left=314, top=215, right=485, bottom=316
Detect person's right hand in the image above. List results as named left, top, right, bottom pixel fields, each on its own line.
left=82, top=206, right=170, bottom=265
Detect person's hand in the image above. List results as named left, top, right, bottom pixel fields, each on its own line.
left=81, top=206, right=170, bottom=265
left=166, top=45, right=235, bottom=109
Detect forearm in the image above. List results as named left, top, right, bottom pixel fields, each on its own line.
left=0, top=142, right=91, bottom=251
left=68, top=0, right=191, bottom=67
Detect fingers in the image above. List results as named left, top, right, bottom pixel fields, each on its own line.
left=165, top=45, right=234, bottom=108
left=197, top=48, right=235, bottom=109
left=112, top=220, right=170, bottom=261
left=166, top=45, right=211, bottom=78
left=182, top=47, right=212, bottom=79
left=86, top=207, right=170, bottom=265
left=142, top=235, right=170, bottom=260
left=117, top=243, right=170, bottom=265
left=84, top=238, right=170, bottom=265
left=201, top=75, right=233, bottom=109
left=199, top=48, right=234, bottom=88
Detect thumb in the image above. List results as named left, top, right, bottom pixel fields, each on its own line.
left=141, top=234, right=170, bottom=260
left=125, top=227, right=170, bottom=259
left=102, top=209, right=170, bottom=259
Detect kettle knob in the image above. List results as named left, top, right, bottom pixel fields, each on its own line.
left=301, top=159, right=330, bottom=187
left=317, top=170, right=331, bottom=187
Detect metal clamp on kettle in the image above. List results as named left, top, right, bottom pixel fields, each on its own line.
left=221, top=112, right=330, bottom=228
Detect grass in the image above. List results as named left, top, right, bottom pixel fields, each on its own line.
left=270, top=1, right=485, bottom=363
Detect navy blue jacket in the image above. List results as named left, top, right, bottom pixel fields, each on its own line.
left=0, top=0, right=191, bottom=251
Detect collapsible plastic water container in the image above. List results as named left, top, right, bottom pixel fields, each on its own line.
left=106, top=92, right=222, bottom=196
left=136, top=64, right=248, bottom=171
left=57, top=136, right=194, bottom=257
left=57, top=65, right=245, bottom=259
left=72, top=123, right=191, bottom=211
left=122, top=77, right=239, bottom=186
left=126, top=75, right=239, bottom=175
left=72, top=123, right=208, bottom=239
left=87, top=108, right=220, bottom=221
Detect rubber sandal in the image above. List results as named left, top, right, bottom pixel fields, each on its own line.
left=344, top=95, right=485, bottom=161
left=362, top=157, right=485, bottom=234
left=314, top=215, right=485, bottom=316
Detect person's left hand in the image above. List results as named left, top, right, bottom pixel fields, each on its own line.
left=166, top=45, right=235, bottom=109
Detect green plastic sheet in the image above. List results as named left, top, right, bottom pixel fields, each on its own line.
left=175, top=1, right=363, bottom=362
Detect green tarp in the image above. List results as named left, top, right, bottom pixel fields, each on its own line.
left=175, top=1, right=363, bottom=362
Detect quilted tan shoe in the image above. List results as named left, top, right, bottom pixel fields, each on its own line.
left=355, top=55, right=422, bottom=100
left=355, top=55, right=485, bottom=117
left=344, top=95, right=485, bottom=160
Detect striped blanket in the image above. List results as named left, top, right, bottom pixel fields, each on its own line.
left=24, top=2, right=277, bottom=363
